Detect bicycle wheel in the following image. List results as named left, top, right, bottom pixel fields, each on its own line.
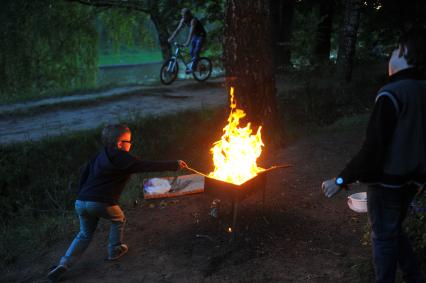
left=160, top=59, right=179, bottom=85
left=193, top=57, right=212, bottom=82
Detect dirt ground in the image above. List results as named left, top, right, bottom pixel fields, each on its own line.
left=2, top=120, right=377, bottom=282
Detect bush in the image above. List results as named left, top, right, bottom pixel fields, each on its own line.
left=406, top=194, right=426, bottom=260
left=0, top=0, right=98, bottom=103
left=277, top=68, right=386, bottom=137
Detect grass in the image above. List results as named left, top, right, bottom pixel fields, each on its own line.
left=98, top=50, right=162, bottom=66
left=326, top=114, right=370, bottom=131
left=0, top=213, right=78, bottom=265
left=0, top=107, right=227, bottom=267
left=98, top=48, right=220, bottom=67
left=0, top=83, right=132, bottom=105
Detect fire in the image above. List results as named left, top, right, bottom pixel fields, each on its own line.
left=209, top=87, right=264, bottom=185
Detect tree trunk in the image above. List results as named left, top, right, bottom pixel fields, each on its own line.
left=314, top=0, right=335, bottom=64
left=224, top=0, right=280, bottom=145
left=150, top=12, right=171, bottom=61
left=270, top=0, right=295, bottom=71
left=270, top=0, right=281, bottom=71
left=279, top=0, right=295, bottom=69
left=336, top=0, right=361, bottom=82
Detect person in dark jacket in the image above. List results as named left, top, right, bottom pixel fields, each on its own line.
left=48, top=124, right=187, bottom=281
left=168, top=8, right=206, bottom=74
left=322, top=28, right=426, bottom=283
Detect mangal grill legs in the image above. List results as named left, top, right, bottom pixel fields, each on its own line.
left=204, top=170, right=268, bottom=240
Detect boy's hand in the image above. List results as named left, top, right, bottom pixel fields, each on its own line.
left=178, top=160, right=188, bottom=169
left=322, top=178, right=341, bottom=198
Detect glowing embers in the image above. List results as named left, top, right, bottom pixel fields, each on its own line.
left=209, top=87, right=265, bottom=185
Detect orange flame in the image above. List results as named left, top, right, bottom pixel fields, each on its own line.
left=209, top=87, right=264, bottom=185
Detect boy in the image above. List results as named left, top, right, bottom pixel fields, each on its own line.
left=168, top=8, right=206, bottom=74
left=48, top=124, right=187, bottom=281
left=322, top=28, right=426, bottom=283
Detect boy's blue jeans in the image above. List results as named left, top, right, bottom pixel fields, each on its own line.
left=367, top=185, right=425, bottom=283
left=59, top=200, right=125, bottom=267
left=189, top=36, right=204, bottom=71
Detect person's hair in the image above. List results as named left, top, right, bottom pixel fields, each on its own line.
left=398, top=27, right=426, bottom=70
left=181, top=8, right=191, bottom=17
left=101, top=124, right=131, bottom=148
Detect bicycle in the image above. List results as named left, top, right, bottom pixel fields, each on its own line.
left=160, top=42, right=212, bottom=85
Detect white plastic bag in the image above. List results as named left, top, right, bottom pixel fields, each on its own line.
left=144, top=178, right=171, bottom=195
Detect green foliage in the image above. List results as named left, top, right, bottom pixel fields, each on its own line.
left=291, top=7, right=321, bottom=68
left=193, top=1, right=225, bottom=67
left=0, top=0, right=225, bottom=103
left=97, top=9, right=157, bottom=54
left=96, top=8, right=165, bottom=65
left=355, top=3, right=399, bottom=63
left=0, top=0, right=98, bottom=103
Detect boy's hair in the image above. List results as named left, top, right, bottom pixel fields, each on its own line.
left=399, top=27, right=426, bottom=70
left=101, top=124, right=131, bottom=148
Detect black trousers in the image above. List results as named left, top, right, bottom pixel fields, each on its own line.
left=367, top=184, right=425, bottom=283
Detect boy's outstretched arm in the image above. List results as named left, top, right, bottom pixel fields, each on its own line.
left=128, top=160, right=181, bottom=173
left=111, top=150, right=187, bottom=173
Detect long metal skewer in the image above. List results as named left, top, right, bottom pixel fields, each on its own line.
left=185, top=166, right=211, bottom=178
left=185, top=164, right=293, bottom=179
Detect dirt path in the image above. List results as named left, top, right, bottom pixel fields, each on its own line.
left=0, top=79, right=226, bottom=144
left=2, top=121, right=374, bottom=282
left=0, top=86, right=145, bottom=114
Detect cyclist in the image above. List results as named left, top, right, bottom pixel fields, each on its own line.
left=168, top=8, right=206, bottom=74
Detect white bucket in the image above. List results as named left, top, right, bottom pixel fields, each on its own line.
left=347, top=192, right=367, bottom=213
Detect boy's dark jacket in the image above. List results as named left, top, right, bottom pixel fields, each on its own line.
left=339, top=68, right=426, bottom=187
left=77, top=147, right=178, bottom=204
